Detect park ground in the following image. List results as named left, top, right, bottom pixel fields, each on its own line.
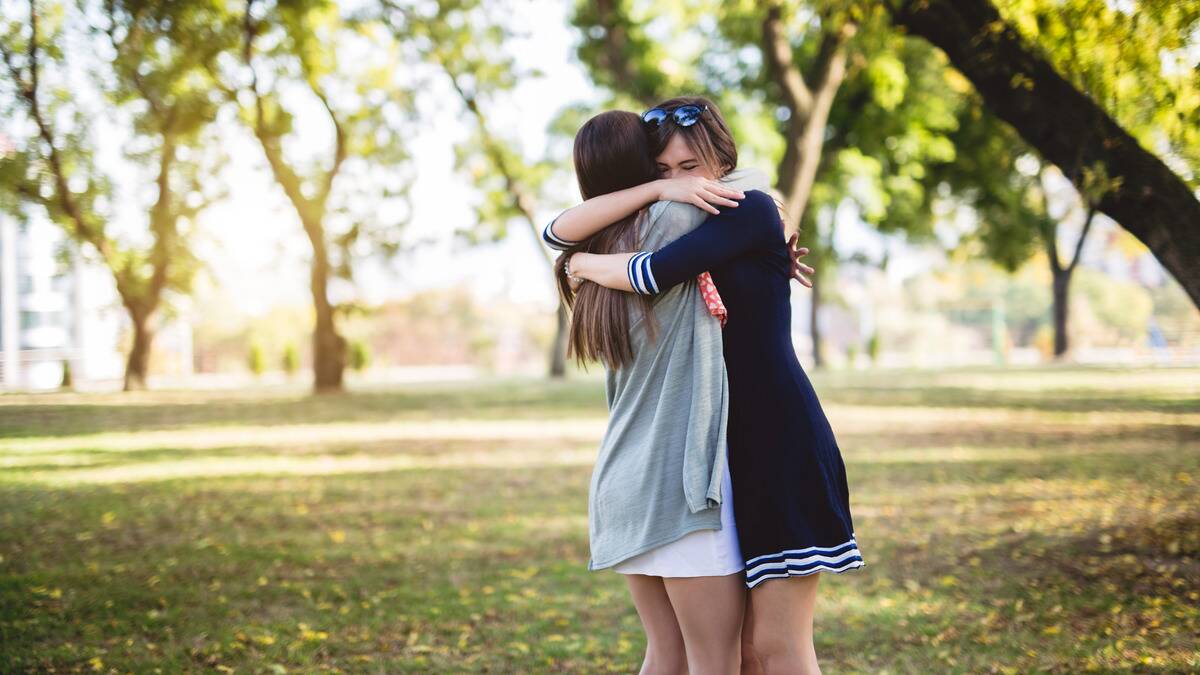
left=1, top=365, right=1197, bottom=673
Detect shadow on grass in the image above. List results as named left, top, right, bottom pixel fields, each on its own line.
left=822, top=385, right=1197, bottom=414
left=0, top=379, right=609, bottom=439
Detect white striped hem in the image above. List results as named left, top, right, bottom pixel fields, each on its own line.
left=746, top=547, right=862, bottom=579
left=745, top=535, right=860, bottom=566
left=542, top=218, right=575, bottom=250
left=746, top=559, right=865, bottom=589
left=743, top=534, right=865, bottom=589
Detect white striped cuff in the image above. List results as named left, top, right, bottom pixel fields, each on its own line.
left=542, top=217, right=575, bottom=250
left=626, top=251, right=659, bottom=295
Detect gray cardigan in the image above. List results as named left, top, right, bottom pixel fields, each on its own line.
left=544, top=167, right=771, bottom=570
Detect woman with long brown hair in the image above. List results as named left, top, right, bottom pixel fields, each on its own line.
left=547, top=108, right=783, bottom=673
left=552, top=96, right=865, bottom=675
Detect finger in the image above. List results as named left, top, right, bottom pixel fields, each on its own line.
left=693, top=196, right=720, bottom=214
left=787, top=233, right=799, bottom=249
left=701, top=189, right=740, bottom=207
left=711, top=184, right=746, bottom=199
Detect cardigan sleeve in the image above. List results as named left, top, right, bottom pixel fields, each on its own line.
left=625, top=189, right=783, bottom=295
left=541, top=214, right=576, bottom=251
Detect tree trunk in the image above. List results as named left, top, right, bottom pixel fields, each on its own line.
left=308, top=235, right=346, bottom=393
left=1050, top=267, right=1069, bottom=359
left=763, top=5, right=855, bottom=231
left=887, top=0, right=1200, bottom=309
left=123, top=310, right=153, bottom=391
left=549, top=301, right=568, bottom=378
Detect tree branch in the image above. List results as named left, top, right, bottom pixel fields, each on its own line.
left=7, top=0, right=113, bottom=265
left=1067, top=203, right=1097, bottom=276
left=887, top=0, right=1200, bottom=307
left=311, top=85, right=346, bottom=210
left=762, top=2, right=813, bottom=119
left=242, top=1, right=316, bottom=222
left=443, top=65, right=551, bottom=267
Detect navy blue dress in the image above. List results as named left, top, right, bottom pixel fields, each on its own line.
left=627, top=189, right=866, bottom=589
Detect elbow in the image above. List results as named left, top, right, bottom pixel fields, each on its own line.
left=542, top=217, right=575, bottom=250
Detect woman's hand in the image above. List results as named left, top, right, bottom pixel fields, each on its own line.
left=563, top=252, right=585, bottom=292
left=788, top=233, right=815, bottom=288
left=655, top=176, right=745, bottom=215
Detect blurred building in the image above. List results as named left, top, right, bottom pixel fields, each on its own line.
left=0, top=215, right=194, bottom=391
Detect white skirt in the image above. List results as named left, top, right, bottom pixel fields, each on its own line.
left=613, top=446, right=744, bottom=577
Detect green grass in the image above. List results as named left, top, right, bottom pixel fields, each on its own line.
left=1, top=366, right=1197, bottom=673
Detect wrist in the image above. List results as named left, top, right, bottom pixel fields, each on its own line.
left=647, top=179, right=667, bottom=203
left=565, top=252, right=584, bottom=282
left=570, top=252, right=593, bottom=281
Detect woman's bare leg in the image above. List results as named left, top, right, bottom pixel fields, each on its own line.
left=662, top=572, right=746, bottom=675
left=746, top=572, right=822, bottom=675
left=625, top=574, right=689, bottom=675
left=739, top=587, right=766, bottom=675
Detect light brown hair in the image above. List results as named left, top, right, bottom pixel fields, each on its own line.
left=647, top=95, right=795, bottom=234
left=646, top=95, right=738, bottom=178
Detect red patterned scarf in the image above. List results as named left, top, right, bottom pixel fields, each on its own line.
left=697, top=271, right=727, bottom=328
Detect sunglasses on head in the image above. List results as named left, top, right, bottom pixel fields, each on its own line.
left=641, top=104, right=709, bottom=128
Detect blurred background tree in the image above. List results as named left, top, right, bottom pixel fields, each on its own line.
left=884, top=0, right=1200, bottom=307
left=213, top=0, right=417, bottom=393
left=0, top=0, right=224, bottom=390
left=1, top=0, right=1194, bottom=391
left=380, top=0, right=575, bottom=377
left=572, top=0, right=972, bottom=368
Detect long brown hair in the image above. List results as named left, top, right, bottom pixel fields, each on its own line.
left=554, top=110, right=659, bottom=370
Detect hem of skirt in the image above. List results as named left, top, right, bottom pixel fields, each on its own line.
left=745, top=559, right=865, bottom=589
left=743, top=533, right=866, bottom=589
left=615, top=564, right=745, bottom=578
left=587, top=519, right=724, bottom=571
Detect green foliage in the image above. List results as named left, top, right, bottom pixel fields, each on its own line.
left=925, top=94, right=1050, bottom=272
left=812, top=24, right=960, bottom=242
left=866, top=331, right=880, bottom=361
left=994, top=0, right=1200, bottom=188
left=569, top=0, right=672, bottom=106
left=917, top=0, right=1200, bottom=276
left=59, top=359, right=72, bottom=389
left=386, top=0, right=567, bottom=250
left=225, top=0, right=417, bottom=285
left=282, top=343, right=300, bottom=375
left=0, top=0, right=228, bottom=387
left=349, top=339, right=370, bottom=371
left=248, top=342, right=265, bottom=375
left=568, top=0, right=967, bottom=272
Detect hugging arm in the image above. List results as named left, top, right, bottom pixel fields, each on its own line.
left=541, top=177, right=746, bottom=251
left=567, top=190, right=782, bottom=294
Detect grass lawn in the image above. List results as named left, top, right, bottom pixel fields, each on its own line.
left=1, top=365, right=1197, bottom=673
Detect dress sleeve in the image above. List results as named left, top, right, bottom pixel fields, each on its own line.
left=625, top=190, right=783, bottom=296
left=541, top=214, right=576, bottom=251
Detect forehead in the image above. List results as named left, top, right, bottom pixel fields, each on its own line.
left=656, top=133, right=697, bottom=164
